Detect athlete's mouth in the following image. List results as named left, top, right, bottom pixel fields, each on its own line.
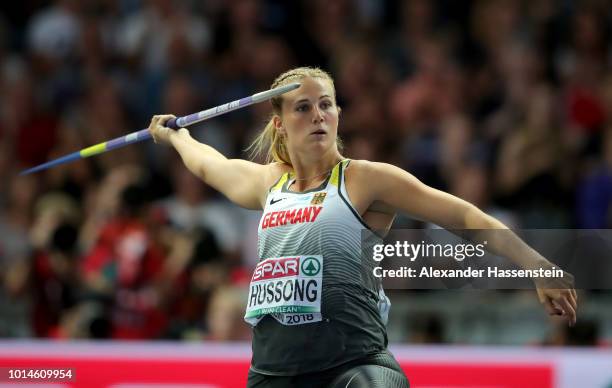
left=311, top=129, right=326, bottom=135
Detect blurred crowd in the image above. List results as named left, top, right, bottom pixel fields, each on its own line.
left=0, top=0, right=611, bottom=344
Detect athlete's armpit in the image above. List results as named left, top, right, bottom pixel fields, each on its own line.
left=367, top=200, right=396, bottom=215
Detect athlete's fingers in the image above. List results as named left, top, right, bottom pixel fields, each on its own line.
left=158, top=114, right=176, bottom=127
left=571, top=288, right=578, bottom=303
left=542, top=299, right=562, bottom=316
left=555, top=288, right=577, bottom=313
left=152, top=115, right=162, bottom=126
left=567, top=290, right=577, bottom=312
left=554, top=297, right=576, bottom=326
left=148, top=114, right=177, bottom=144
left=148, top=116, right=160, bottom=143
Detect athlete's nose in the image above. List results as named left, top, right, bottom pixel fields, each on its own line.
left=312, top=105, right=324, bottom=124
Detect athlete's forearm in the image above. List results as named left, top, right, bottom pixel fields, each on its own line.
left=169, top=128, right=227, bottom=182
left=463, top=207, right=551, bottom=271
left=167, top=127, right=266, bottom=209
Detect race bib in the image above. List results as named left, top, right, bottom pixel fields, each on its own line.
left=244, top=255, right=323, bottom=326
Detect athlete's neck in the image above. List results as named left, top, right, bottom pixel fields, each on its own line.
left=288, top=150, right=343, bottom=192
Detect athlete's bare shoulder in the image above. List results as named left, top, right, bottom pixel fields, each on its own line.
left=266, top=161, right=292, bottom=176
left=268, top=161, right=293, bottom=171
left=343, top=159, right=398, bottom=215
left=263, top=161, right=292, bottom=188
left=343, top=159, right=382, bottom=210
left=344, top=159, right=410, bottom=182
left=343, top=159, right=387, bottom=185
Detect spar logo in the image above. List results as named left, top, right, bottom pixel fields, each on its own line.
left=301, top=257, right=321, bottom=276
left=246, top=255, right=323, bottom=313
left=252, top=257, right=299, bottom=281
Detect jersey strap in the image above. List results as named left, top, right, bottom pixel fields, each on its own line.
left=337, top=159, right=377, bottom=233
left=269, top=172, right=290, bottom=193
left=328, top=159, right=349, bottom=188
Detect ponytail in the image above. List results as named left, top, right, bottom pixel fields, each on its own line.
left=247, top=117, right=291, bottom=164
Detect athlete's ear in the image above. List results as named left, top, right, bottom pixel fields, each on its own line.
left=273, top=115, right=285, bottom=136
left=337, top=105, right=342, bottom=117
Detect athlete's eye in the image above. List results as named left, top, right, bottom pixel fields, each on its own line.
left=296, top=104, right=310, bottom=112
left=320, top=100, right=332, bottom=110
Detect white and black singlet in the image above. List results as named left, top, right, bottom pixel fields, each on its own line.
left=245, top=159, right=398, bottom=378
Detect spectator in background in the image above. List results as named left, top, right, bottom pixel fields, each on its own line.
left=164, top=229, right=230, bottom=340
left=80, top=76, right=142, bottom=171
left=450, top=162, right=518, bottom=229
left=408, top=313, right=445, bottom=344
left=0, top=142, right=12, bottom=205
left=117, top=0, right=210, bottom=73
left=160, top=164, right=243, bottom=265
left=31, top=222, right=81, bottom=338
left=494, top=85, right=572, bottom=227
left=26, top=191, right=81, bottom=339
left=2, top=68, right=58, bottom=169
left=27, top=0, right=81, bottom=63
left=0, top=176, right=37, bottom=338
left=26, top=0, right=83, bottom=113
left=43, top=119, right=97, bottom=204
left=560, top=6, right=608, bottom=134
left=81, top=179, right=168, bottom=339
left=246, top=36, right=295, bottom=90
left=545, top=319, right=600, bottom=347
left=577, top=127, right=612, bottom=228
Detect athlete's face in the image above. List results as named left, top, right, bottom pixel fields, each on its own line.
left=275, top=77, right=339, bottom=155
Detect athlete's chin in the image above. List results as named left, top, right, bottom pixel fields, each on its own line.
left=308, top=140, right=334, bottom=153
left=308, top=134, right=334, bottom=144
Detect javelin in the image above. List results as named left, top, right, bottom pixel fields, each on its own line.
left=20, top=82, right=301, bottom=175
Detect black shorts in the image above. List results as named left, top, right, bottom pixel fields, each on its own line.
left=246, top=350, right=409, bottom=388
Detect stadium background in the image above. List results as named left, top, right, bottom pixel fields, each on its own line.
left=0, top=0, right=611, bottom=387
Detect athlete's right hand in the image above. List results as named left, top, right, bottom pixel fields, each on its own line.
left=149, top=114, right=183, bottom=145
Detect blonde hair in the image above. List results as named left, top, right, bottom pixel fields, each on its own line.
left=247, top=67, right=341, bottom=165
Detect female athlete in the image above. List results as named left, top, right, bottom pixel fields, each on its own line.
left=149, top=67, right=577, bottom=388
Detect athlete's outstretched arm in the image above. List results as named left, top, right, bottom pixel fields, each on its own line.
left=358, top=161, right=577, bottom=326
left=149, top=115, right=278, bottom=210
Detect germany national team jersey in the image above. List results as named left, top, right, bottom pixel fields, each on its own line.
left=246, top=159, right=391, bottom=376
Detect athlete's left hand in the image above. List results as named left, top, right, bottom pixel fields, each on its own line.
left=535, top=276, right=577, bottom=327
